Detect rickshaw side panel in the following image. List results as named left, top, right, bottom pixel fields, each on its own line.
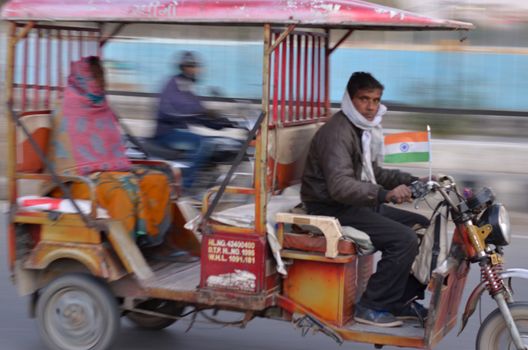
left=24, top=241, right=127, bottom=281
left=282, top=253, right=357, bottom=326
left=166, top=202, right=202, bottom=257
left=200, top=232, right=273, bottom=294
left=13, top=230, right=127, bottom=296
left=425, top=255, right=470, bottom=348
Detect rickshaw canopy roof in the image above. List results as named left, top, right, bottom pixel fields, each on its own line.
left=1, top=0, right=473, bottom=31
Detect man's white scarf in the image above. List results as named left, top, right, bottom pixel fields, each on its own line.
left=341, top=90, right=386, bottom=184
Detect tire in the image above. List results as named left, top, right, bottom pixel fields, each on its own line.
left=476, top=302, right=528, bottom=350
left=36, top=273, right=120, bottom=350
left=125, top=299, right=183, bottom=330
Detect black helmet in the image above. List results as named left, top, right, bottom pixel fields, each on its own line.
left=178, top=51, right=201, bottom=70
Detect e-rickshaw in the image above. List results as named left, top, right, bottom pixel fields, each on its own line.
left=2, top=1, right=528, bottom=350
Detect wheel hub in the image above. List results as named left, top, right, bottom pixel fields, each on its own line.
left=62, top=303, right=87, bottom=328
left=47, top=289, right=102, bottom=348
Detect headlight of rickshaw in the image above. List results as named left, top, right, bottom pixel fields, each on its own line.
left=478, top=204, right=511, bottom=246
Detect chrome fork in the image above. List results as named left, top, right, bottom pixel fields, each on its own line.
left=494, top=293, right=527, bottom=350
left=482, top=262, right=526, bottom=349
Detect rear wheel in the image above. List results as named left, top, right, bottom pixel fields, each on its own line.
left=36, top=273, right=120, bottom=350
left=476, top=302, right=528, bottom=350
left=125, top=299, right=184, bottom=330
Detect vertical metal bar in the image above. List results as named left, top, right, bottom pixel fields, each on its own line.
left=296, top=34, right=301, bottom=120
left=45, top=29, right=51, bottom=108
left=316, top=36, right=321, bottom=118
left=6, top=23, right=18, bottom=270
left=91, top=31, right=98, bottom=56
left=97, top=24, right=103, bottom=56
left=255, top=24, right=272, bottom=236
left=310, top=35, right=315, bottom=120
left=288, top=35, right=294, bottom=122
left=280, top=38, right=287, bottom=124
left=21, top=35, right=29, bottom=111
left=79, top=31, right=83, bottom=57
left=6, top=23, right=17, bottom=110
left=272, top=33, right=279, bottom=125
left=324, top=29, right=331, bottom=117
left=33, top=29, right=41, bottom=109
left=68, top=30, right=72, bottom=66
left=303, top=34, right=308, bottom=119
left=88, top=31, right=94, bottom=56
left=58, top=30, right=63, bottom=95
left=316, top=36, right=321, bottom=117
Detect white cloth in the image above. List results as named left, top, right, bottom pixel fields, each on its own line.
left=17, top=196, right=109, bottom=218
left=341, top=91, right=386, bottom=184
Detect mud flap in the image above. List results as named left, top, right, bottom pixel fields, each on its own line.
left=459, top=268, right=528, bottom=335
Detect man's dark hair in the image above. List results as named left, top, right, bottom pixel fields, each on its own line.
left=346, top=72, right=384, bottom=98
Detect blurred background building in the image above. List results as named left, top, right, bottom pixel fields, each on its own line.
left=2, top=0, right=528, bottom=113
left=79, top=0, right=528, bottom=115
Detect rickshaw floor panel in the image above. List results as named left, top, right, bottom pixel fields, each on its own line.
left=145, top=260, right=201, bottom=291
left=344, top=318, right=425, bottom=338
left=136, top=261, right=275, bottom=310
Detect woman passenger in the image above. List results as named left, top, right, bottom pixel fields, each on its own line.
left=48, top=56, right=172, bottom=247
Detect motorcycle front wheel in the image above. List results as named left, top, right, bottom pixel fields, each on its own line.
left=476, top=302, right=528, bottom=350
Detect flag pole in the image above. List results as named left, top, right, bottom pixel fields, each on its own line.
left=427, top=125, right=432, bottom=182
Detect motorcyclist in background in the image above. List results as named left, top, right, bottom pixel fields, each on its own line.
left=154, top=51, right=246, bottom=190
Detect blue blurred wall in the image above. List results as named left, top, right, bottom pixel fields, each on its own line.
left=16, top=38, right=528, bottom=112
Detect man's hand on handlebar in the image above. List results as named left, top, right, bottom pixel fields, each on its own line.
left=386, top=184, right=413, bottom=204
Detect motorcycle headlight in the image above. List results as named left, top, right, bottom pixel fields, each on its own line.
left=478, top=204, right=511, bottom=246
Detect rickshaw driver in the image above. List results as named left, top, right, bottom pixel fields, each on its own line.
left=301, top=72, right=430, bottom=328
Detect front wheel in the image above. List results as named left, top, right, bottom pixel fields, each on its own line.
left=476, top=302, right=528, bottom=350
left=36, top=273, right=120, bottom=350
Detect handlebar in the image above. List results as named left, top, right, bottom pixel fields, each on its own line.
left=410, top=177, right=462, bottom=215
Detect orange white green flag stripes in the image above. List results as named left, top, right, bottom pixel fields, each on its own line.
left=384, top=131, right=430, bottom=163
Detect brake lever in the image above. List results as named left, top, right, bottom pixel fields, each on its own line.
left=410, top=180, right=430, bottom=199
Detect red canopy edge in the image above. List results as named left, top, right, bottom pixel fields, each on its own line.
left=1, top=0, right=474, bottom=31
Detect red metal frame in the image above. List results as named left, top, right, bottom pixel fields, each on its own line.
left=33, top=29, right=40, bottom=110
left=12, top=24, right=100, bottom=113
left=57, top=30, right=63, bottom=97
left=45, top=29, right=51, bottom=108
left=296, top=35, right=301, bottom=120
left=21, top=36, right=28, bottom=110
left=280, top=38, right=287, bottom=124
left=269, top=29, right=328, bottom=127
left=303, top=36, right=308, bottom=119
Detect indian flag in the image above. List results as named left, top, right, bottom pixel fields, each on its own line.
left=384, top=131, right=430, bottom=163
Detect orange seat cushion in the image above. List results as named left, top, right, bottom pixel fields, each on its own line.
left=16, top=111, right=52, bottom=173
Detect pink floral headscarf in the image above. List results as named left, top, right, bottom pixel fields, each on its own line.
left=50, top=57, right=131, bottom=176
